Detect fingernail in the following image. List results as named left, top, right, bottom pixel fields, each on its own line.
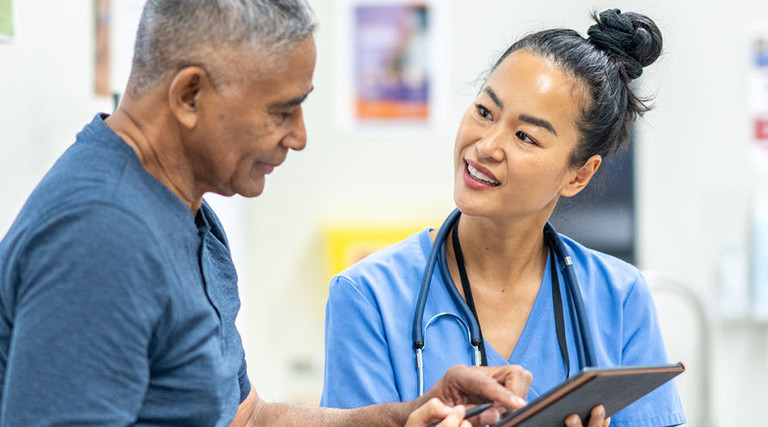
left=513, top=395, right=527, bottom=406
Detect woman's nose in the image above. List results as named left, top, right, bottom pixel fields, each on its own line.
left=474, top=128, right=505, bottom=161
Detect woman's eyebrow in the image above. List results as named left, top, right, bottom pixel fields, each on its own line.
left=484, top=87, right=503, bottom=110
left=484, top=86, right=557, bottom=135
left=519, top=114, right=557, bottom=135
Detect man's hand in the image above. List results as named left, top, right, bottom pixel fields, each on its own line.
left=233, top=364, right=532, bottom=427
left=417, top=365, right=532, bottom=426
left=405, top=398, right=471, bottom=427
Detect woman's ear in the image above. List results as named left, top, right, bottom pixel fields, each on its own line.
left=560, top=154, right=602, bottom=198
left=168, top=66, right=210, bottom=130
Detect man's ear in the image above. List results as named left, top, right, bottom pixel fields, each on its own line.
left=560, top=154, right=602, bottom=198
left=168, top=66, right=210, bottom=130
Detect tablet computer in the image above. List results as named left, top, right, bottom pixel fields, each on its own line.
left=493, top=362, right=685, bottom=427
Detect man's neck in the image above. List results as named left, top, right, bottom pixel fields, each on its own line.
left=105, top=98, right=202, bottom=213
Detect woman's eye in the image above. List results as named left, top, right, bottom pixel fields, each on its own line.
left=516, top=131, right=537, bottom=145
left=475, top=104, right=493, bottom=120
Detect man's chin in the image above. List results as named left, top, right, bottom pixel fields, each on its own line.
left=235, top=183, right=266, bottom=198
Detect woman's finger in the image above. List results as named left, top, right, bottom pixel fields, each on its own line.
left=565, top=413, right=584, bottom=427
left=587, top=405, right=607, bottom=427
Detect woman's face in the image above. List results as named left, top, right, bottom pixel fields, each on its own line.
left=453, top=49, right=598, bottom=221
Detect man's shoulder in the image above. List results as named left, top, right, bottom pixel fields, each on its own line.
left=10, top=120, right=194, bottom=246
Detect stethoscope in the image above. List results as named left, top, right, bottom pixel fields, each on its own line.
left=411, top=208, right=597, bottom=396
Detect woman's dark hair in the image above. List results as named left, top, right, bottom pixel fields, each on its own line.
left=490, top=9, right=663, bottom=166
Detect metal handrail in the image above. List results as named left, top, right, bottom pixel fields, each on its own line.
left=643, top=270, right=714, bottom=427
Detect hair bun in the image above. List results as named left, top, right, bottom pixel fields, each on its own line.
left=587, top=9, right=663, bottom=79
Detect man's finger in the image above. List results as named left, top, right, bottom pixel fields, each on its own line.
left=500, top=365, right=532, bottom=404
left=406, top=398, right=452, bottom=427
left=476, top=406, right=501, bottom=426
left=445, top=365, right=529, bottom=409
left=435, top=405, right=466, bottom=427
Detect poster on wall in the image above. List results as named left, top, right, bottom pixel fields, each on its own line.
left=0, top=0, right=14, bottom=42
left=94, top=0, right=112, bottom=96
left=750, top=30, right=768, bottom=146
left=749, top=27, right=768, bottom=319
left=354, top=3, right=429, bottom=120
left=336, top=0, right=447, bottom=131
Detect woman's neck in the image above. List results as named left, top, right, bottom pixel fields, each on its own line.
left=449, top=213, right=548, bottom=294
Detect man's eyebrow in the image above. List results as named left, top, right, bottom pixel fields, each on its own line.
left=268, top=86, right=314, bottom=109
left=519, top=114, right=557, bottom=136
left=483, top=87, right=503, bottom=110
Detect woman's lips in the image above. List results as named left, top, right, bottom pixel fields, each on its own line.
left=464, top=160, right=500, bottom=187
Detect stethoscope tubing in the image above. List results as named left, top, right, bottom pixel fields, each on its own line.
left=547, top=227, right=598, bottom=368
left=411, top=208, right=461, bottom=348
left=412, top=208, right=597, bottom=396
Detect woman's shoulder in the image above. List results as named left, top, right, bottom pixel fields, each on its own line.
left=330, top=228, right=433, bottom=295
left=559, top=233, right=646, bottom=297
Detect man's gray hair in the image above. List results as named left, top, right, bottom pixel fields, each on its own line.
left=127, top=0, right=316, bottom=96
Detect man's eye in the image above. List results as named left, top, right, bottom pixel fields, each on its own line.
left=475, top=104, right=493, bottom=120
left=275, top=111, right=293, bottom=123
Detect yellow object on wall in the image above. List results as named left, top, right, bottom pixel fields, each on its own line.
left=323, top=223, right=431, bottom=278
left=0, top=0, right=13, bottom=39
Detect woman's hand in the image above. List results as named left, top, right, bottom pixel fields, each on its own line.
left=564, top=404, right=611, bottom=427
left=405, top=398, right=471, bottom=427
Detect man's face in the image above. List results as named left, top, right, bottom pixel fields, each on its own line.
left=189, top=35, right=317, bottom=198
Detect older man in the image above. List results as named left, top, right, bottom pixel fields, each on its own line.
left=0, top=1, right=530, bottom=426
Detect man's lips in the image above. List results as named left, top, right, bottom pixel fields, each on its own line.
left=260, top=159, right=284, bottom=175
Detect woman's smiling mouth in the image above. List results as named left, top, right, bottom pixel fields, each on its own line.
left=466, top=161, right=500, bottom=186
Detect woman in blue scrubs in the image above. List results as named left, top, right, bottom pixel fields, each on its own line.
left=321, top=9, right=684, bottom=427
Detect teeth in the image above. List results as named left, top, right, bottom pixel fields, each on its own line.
left=468, top=164, right=500, bottom=186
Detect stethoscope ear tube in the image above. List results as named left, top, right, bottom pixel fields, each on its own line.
left=436, top=228, right=484, bottom=347
left=545, top=223, right=597, bottom=368
left=412, top=208, right=462, bottom=349
left=562, top=259, right=597, bottom=367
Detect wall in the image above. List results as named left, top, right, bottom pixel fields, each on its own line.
left=0, top=1, right=765, bottom=425
left=0, top=1, right=112, bottom=234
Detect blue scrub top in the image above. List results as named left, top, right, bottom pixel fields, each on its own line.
left=321, top=228, right=685, bottom=427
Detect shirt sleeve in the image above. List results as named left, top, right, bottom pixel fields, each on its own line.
left=238, top=357, right=251, bottom=403
left=609, top=272, right=686, bottom=427
left=320, top=275, right=400, bottom=408
left=0, top=204, right=168, bottom=426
